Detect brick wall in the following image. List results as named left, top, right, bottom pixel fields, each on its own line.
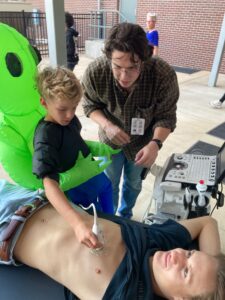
left=101, top=0, right=119, bottom=10
left=29, top=0, right=99, bottom=13
left=30, top=0, right=118, bottom=13
left=29, top=0, right=225, bottom=73
left=29, top=0, right=45, bottom=12
left=137, top=0, right=225, bottom=73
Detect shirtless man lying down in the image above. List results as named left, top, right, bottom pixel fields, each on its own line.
left=0, top=181, right=224, bottom=299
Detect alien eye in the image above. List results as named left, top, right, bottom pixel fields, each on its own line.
left=5, top=53, right=23, bottom=77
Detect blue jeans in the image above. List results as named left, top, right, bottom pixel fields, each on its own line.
left=104, top=151, right=144, bottom=218
left=66, top=172, right=113, bottom=214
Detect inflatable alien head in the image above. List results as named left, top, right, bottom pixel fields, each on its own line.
left=0, top=23, right=40, bottom=116
left=0, top=23, right=46, bottom=189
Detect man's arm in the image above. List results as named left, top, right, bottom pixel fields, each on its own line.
left=135, top=127, right=171, bottom=167
left=82, top=61, right=130, bottom=146
left=151, top=127, right=171, bottom=143
left=153, top=46, right=159, bottom=56
left=89, top=109, right=130, bottom=146
left=152, top=66, right=179, bottom=131
left=135, top=64, right=179, bottom=168
left=179, top=216, right=221, bottom=256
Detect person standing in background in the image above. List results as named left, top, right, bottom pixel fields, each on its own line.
left=146, top=12, right=159, bottom=56
left=65, top=12, right=79, bottom=71
left=82, top=23, right=179, bottom=219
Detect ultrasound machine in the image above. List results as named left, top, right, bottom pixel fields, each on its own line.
left=142, top=142, right=225, bottom=224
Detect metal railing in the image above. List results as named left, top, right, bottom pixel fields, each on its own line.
left=0, top=10, right=125, bottom=57
left=0, top=11, right=49, bottom=56
left=0, top=11, right=97, bottom=57
left=89, top=9, right=127, bottom=40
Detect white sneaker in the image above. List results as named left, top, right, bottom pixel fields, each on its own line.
left=210, top=100, right=222, bottom=109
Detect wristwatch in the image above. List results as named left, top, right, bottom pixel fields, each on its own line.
left=151, top=139, right=163, bottom=150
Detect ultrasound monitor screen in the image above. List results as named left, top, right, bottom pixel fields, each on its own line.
left=217, top=142, right=225, bottom=184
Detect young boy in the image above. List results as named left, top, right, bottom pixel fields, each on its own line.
left=65, top=12, right=79, bottom=70
left=32, top=66, right=116, bottom=249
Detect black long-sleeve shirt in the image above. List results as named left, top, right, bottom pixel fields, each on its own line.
left=66, top=27, right=79, bottom=63
left=32, top=116, right=90, bottom=182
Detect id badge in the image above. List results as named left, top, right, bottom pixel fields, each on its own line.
left=131, top=118, right=145, bottom=135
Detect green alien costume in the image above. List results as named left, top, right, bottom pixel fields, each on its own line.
left=0, top=23, right=118, bottom=191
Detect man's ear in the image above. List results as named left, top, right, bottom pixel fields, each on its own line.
left=40, top=97, right=47, bottom=108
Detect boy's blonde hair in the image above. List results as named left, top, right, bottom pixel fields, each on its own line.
left=36, top=66, right=82, bottom=104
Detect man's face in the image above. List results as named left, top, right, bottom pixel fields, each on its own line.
left=111, top=50, right=142, bottom=91
left=41, top=97, right=78, bottom=126
left=152, top=248, right=218, bottom=299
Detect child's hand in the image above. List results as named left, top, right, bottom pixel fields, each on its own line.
left=73, top=217, right=103, bottom=249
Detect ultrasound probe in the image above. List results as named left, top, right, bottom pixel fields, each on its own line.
left=79, top=203, right=105, bottom=253
left=79, top=203, right=100, bottom=236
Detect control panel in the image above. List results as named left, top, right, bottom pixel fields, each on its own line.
left=163, top=153, right=217, bottom=186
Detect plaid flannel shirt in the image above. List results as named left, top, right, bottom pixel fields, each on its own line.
left=82, top=55, right=179, bottom=161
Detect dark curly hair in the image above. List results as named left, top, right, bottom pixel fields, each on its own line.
left=103, top=22, right=153, bottom=62
left=65, top=12, right=74, bottom=28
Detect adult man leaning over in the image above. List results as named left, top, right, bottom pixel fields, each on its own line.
left=82, top=22, right=179, bottom=218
